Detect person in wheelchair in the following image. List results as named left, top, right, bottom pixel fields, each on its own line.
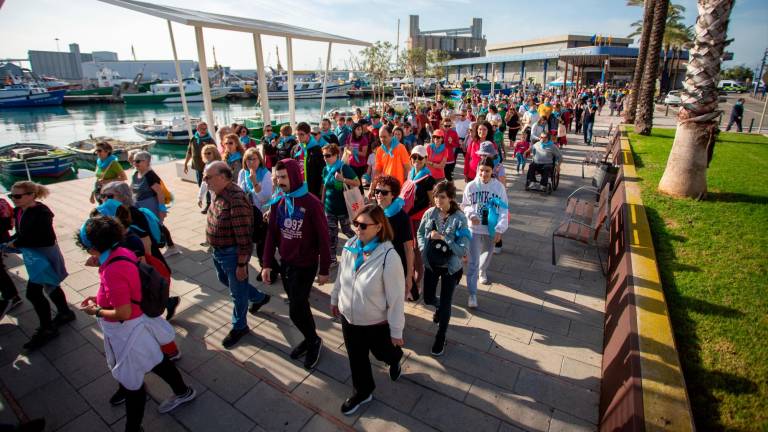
left=525, top=132, right=562, bottom=191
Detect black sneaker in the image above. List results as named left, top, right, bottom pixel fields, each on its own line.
left=0, top=299, right=10, bottom=321
left=109, top=386, right=126, bottom=406
left=430, top=335, right=446, bottom=357
left=432, top=310, right=439, bottom=324
left=22, top=327, right=59, bottom=351
left=389, top=351, right=403, bottom=381
left=52, top=310, right=76, bottom=327
left=248, top=294, right=271, bottom=316
left=17, top=418, right=46, bottom=432
left=165, top=296, right=180, bottom=321
left=290, top=339, right=309, bottom=360
left=222, top=327, right=249, bottom=349
left=340, top=392, right=372, bottom=416
left=303, top=338, right=322, bottom=370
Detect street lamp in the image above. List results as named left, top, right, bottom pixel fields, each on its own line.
left=55, top=38, right=60, bottom=52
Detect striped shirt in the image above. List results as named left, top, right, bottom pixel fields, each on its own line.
left=206, top=182, right=253, bottom=263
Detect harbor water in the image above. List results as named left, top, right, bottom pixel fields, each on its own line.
left=0, top=97, right=371, bottom=191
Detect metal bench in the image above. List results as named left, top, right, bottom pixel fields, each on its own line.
left=582, top=129, right=621, bottom=178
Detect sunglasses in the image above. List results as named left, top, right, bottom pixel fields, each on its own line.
left=7, top=192, right=32, bottom=199
left=133, top=159, right=146, bottom=164
left=352, top=220, right=376, bottom=230
left=322, top=154, right=335, bottom=159
left=373, top=189, right=391, bottom=196
left=411, top=155, right=424, bottom=161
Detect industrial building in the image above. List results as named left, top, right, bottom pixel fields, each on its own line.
left=444, top=34, right=687, bottom=88
left=27, top=43, right=197, bottom=83
left=407, top=15, right=486, bottom=59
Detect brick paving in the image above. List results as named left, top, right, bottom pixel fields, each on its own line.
left=0, top=112, right=621, bottom=431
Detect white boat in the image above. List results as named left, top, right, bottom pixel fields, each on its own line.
left=68, top=136, right=155, bottom=162
left=371, top=95, right=434, bottom=112
left=0, top=82, right=65, bottom=108
left=123, top=78, right=229, bottom=104
left=266, top=76, right=353, bottom=100
left=133, top=117, right=202, bottom=144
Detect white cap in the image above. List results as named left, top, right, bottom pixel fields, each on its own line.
left=410, top=145, right=427, bottom=158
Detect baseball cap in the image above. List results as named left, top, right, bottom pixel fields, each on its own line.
left=410, top=145, right=427, bottom=158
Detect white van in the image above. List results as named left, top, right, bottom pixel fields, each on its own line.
left=718, top=80, right=747, bottom=92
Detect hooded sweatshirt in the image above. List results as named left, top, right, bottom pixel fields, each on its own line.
left=262, top=159, right=331, bottom=274
left=462, top=177, right=509, bottom=236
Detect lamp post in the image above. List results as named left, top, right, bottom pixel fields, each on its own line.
left=54, top=38, right=60, bottom=52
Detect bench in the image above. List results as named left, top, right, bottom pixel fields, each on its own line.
left=552, top=167, right=624, bottom=273
left=591, top=123, right=614, bottom=143
left=582, top=128, right=621, bottom=178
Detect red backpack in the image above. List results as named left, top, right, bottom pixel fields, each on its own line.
left=399, top=175, right=430, bottom=214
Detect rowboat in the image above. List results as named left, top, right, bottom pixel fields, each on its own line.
left=0, top=143, right=75, bottom=178
left=133, top=117, right=201, bottom=144
left=123, top=78, right=229, bottom=104
left=67, top=136, right=155, bottom=163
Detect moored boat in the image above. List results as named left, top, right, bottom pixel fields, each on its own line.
left=0, top=143, right=75, bottom=178
left=266, top=75, right=353, bottom=100
left=133, top=117, right=201, bottom=144
left=67, top=136, right=155, bottom=163
left=0, top=83, right=65, bottom=108
left=123, top=78, right=229, bottom=105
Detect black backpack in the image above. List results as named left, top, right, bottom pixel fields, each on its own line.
left=107, top=256, right=169, bottom=318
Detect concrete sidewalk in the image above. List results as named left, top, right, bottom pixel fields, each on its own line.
left=0, top=114, right=617, bottom=431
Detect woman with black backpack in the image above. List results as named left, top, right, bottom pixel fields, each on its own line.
left=416, top=181, right=470, bottom=357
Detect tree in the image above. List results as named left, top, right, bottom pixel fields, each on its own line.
left=625, top=0, right=656, bottom=124
left=358, top=41, right=394, bottom=112
left=658, top=0, right=735, bottom=198
left=426, top=49, right=451, bottom=80
left=721, top=64, right=754, bottom=82
left=397, top=47, right=426, bottom=98
left=635, top=0, right=670, bottom=135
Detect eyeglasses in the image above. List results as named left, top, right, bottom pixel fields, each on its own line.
left=352, top=220, right=376, bottom=230
left=100, top=194, right=115, bottom=200
left=322, top=154, right=335, bottom=159
left=94, top=149, right=106, bottom=154
left=373, top=189, right=391, bottom=196
left=411, top=155, right=424, bottom=161
left=133, top=159, right=146, bottom=164
left=7, top=192, right=32, bottom=199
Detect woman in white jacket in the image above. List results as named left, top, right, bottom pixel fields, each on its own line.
left=331, top=204, right=405, bottom=417
left=462, top=156, right=509, bottom=308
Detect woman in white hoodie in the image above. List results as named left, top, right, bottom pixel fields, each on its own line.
left=331, top=204, right=405, bottom=417
left=462, top=156, right=509, bottom=309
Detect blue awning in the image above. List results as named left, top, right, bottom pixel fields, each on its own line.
left=445, top=46, right=688, bottom=67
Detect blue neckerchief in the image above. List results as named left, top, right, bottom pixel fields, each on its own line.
left=294, top=136, right=321, bottom=159
left=456, top=226, right=473, bottom=240
left=244, top=166, right=269, bottom=193
left=409, top=166, right=431, bottom=181
left=541, top=140, right=554, bottom=149
left=343, top=237, right=380, bottom=271
left=263, top=132, right=277, bottom=143
left=429, top=142, right=445, bottom=155
left=268, top=183, right=309, bottom=217
left=194, top=131, right=212, bottom=145
left=240, top=135, right=251, bottom=146
left=96, top=155, right=118, bottom=171
left=98, top=248, right=113, bottom=265
left=321, top=130, right=335, bottom=142
left=96, top=199, right=122, bottom=217
left=486, top=195, right=509, bottom=240
left=372, top=121, right=382, bottom=130
left=278, top=135, right=295, bottom=149
left=381, top=137, right=400, bottom=158
left=383, top=197, right=405, bottom=217
left=227, top=152, right=243, bottom=164
left=323, top=159, right=344, bottom=186
left=79, top=222, right=92, bottom=250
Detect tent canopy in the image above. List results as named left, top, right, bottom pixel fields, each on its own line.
left=97, top=0, right=371, bottom=46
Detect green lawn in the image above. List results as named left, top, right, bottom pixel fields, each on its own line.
left=628, top=128, right=768, bottom=431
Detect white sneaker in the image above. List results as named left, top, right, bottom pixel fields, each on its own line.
left=163, top=246, right=182, bottom=258
left=158, top=386, right=196, bottom=413
left=479, top=272, right=490, bottom=285
left=468, top=294, right=478, bottom=308
left=493, top=245, right=502, bottom=254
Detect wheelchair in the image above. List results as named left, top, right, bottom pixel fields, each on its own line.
left=524, top=161, right=560, bottom=195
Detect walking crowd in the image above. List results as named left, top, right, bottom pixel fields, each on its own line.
left=0, top=82, right=618, bottom=431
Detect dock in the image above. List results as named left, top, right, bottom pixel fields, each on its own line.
left=63, top=94, right=124, bottom=104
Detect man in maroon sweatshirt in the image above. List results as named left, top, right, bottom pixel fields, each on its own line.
left=262, top=158, right=331, bottom=370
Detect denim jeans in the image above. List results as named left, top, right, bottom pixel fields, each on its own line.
left=465, top=232, right=493, bottom=296
left=583, top=121, right=594, bottom=144
left=212, top=246, right=266, bottom=331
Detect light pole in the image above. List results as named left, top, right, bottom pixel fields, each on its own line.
left=754, top=48, right=767, bottom=97
left=55, top=38, right=60, bottom=52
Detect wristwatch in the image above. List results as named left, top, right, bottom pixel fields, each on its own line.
left=95, top=307, right=103, bottom=318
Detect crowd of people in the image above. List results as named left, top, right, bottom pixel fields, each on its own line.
left=0, top=83, right=617, bottom=429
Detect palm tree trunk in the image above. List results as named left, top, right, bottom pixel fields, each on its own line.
left=625, top=0, right=656, bottom=124
left=635, top=0, right=669, bottom=135
left=658, top=0, right=735, bottom=198
left=670, top=47, right=681, bottom=90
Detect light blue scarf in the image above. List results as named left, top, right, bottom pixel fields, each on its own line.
left=323, top=159, right=344, bottom=186
left=227, top=152, right=243, bottom=164
left=409, top=166, right=431, bottom=181
left=278, top=135, right=296, bottom=149
left=380, top=137, right=400, bottom=158
left=268, top=183, right=308, bottom=217
left=294, top=136, right=321, bottom=159
left=239, top=135, right=251, bottom=146
left=96, top=199, right=122, bottom=217
left=96, top=155, right=118, bottom=172
left=344, top=237, right=380, bottom=271
left=486, top=196, right=509, bottom=240
left=244, top=166, right=269, bottom=193
left=193, top=131, right=212, bottom=145
left=383, top=197, right=405, bottom=217
left=429, top=142, right=445, bottom=155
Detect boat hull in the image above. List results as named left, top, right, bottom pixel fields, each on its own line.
left=123, top=87, right=229, bottom=105
left=0, top=89, right=66, bottom=108
left=133, top=125, right=191, bottom=144
left=0, top=155, right=75, bottom=177
left=267, top=83, right=353, bottom=100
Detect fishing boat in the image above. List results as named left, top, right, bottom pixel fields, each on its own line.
left=123, top=78, right=229, bottom=105
left=67, top=136, right=155, bottom=163
left=266, top=75, right=353, bottom=100
left=133, top=117, right=201, bottom=144
left=0, top=82, right=66, bottom=108
left=235, top=113, right=291, bottom=140
left=0, top=143, right=75, bottom=178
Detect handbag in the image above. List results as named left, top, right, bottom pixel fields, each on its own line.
left=343, top=183, right=365, bottom=219
left=426, top=238, right=452, bottom=269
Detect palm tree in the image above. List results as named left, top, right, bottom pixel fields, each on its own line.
left=658, top=0, right=735, bottom=198
left=634, top=0, right=670, bottom=135
left=624, top=0, right=655, bottom=124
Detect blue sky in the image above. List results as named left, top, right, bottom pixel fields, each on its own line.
left=1, top=0, right=766, bottom=73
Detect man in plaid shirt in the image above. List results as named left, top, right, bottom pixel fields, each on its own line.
left=204, top=161, right=271, bottom=348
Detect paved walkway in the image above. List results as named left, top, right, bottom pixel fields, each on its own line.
left=0, top=113, right=618, bottom=431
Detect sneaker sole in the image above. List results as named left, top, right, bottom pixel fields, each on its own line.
left=304, top=340, right=323, bottom=370
left=158, top=388, right=197, bottom=414
left=431, top=345, right=446, bottom=357
left=341, top=394, right=372, bottom=416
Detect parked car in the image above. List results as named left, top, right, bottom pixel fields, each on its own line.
left=718, top=80, right=747, bottom=93
left=663, top=91, right=683, bottom=106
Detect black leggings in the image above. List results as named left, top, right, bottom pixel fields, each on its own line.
left=124, top=356, right=187, bottom=432
left=160, top=225, right=175, bottom=248
left=26, top=282, right=70, bottom=329
left=0, top=255, right=18, bottom=300
left=423, top=267, right=460, bottom=337
left=508, top=128, right=519, bottom=144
